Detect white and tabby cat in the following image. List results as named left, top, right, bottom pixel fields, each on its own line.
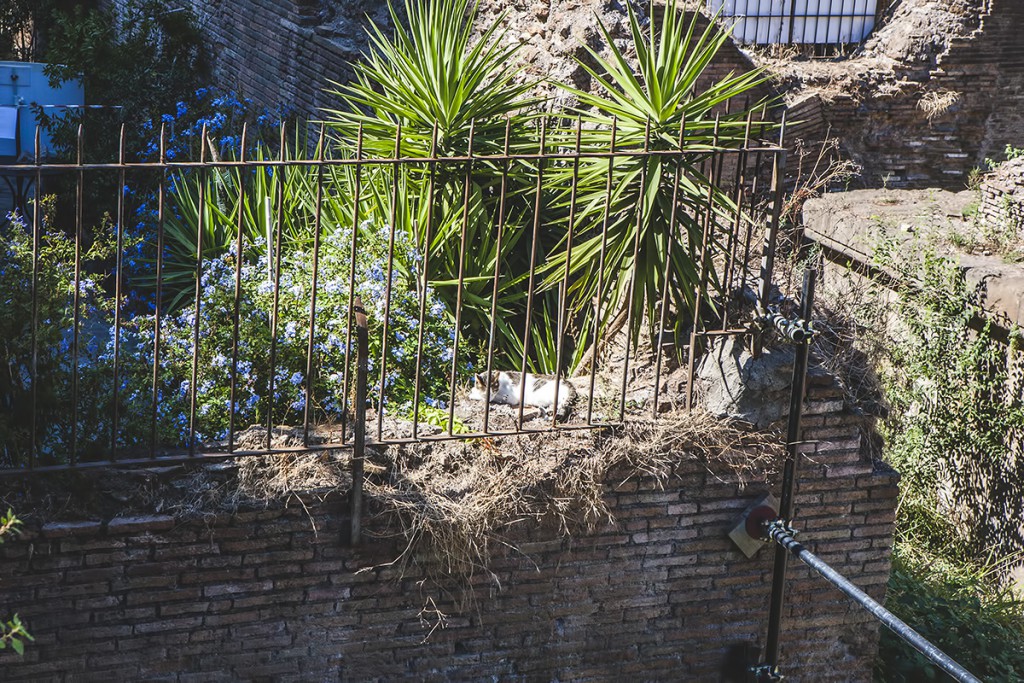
left=468, top=371, right=576, bottom=419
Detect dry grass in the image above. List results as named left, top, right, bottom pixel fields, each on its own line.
left=356, top=411, right=782, bottom=600
left=918, top=90, right=960, bottom=122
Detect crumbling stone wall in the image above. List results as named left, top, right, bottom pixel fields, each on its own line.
left=780, top=0, right=1024, bottom=189
left=979, top=157, right=1024, bottom=236
left=99, top=0, right=772, bottom=123
left=0, top=380, right=897, bottom=682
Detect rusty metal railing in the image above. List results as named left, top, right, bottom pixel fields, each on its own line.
left=0, top=117, right=786, bottom=474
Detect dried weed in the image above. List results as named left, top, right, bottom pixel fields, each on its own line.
left=359, top=410, right=781, bottom=602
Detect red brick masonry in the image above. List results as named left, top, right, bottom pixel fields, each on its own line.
left=0, top=383, right=897, bottom=682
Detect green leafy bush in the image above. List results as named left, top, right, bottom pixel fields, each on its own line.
left=874, top=239, right=1024, bottom=558
left=0, top=204, right=120, bottom=464
left=877, top=549, right=1024, bottom=682
left=38, top=0, right=208, bottom=160
left=866, top=238, right=1024, bottom=679
left=0, top=509, right=32, bottom=656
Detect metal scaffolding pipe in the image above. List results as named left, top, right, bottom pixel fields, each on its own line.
left=765, top=523, right=983, bottom=683
left=761, top=268, right=816, bottom=674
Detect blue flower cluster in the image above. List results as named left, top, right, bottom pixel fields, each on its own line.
left=137, top=88, right=294, bottom=163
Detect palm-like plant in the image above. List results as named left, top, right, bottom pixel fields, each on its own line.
left=324, top=0, right=549, bottom=369
left=324, top=0, right=541, bottom=157
left=544, top=0, right=774, bottom=352
left=135, top=135, right=319, bottom=310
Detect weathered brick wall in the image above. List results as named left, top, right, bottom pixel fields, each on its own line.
left=800, top=0, right=1024, bottom=188
left=101, top=0, right=380, bottom=117
left=0, top=380, right=898, bottom=682
left=98, top=0, right=770, bottom=125
left=979, top=157, right=1024, bottom=235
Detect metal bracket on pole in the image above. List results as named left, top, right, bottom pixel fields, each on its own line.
left=748, top=663, right=784, bottom=682
left=754, top=306, right=818, bottom=345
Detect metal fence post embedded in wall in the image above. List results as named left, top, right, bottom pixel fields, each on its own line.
left=761, top=267, right=815, bottom=676
left=350, top=296, right=369, bottom=546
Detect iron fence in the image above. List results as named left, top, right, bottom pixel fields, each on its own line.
left=0, top=116, right=787, bottom=474
left=707, top=0, right=886, bottom=46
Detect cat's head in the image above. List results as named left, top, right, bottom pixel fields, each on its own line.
left=474, top=371, right=500, bottom=391
left=469, top=371, right=501, bottom=401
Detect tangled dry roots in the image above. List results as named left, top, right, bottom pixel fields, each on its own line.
left=361, top=411, right=783, bottom=597
left=217, top=415, right=781, bottom=602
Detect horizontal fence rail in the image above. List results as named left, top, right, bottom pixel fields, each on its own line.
left=0, top=117, right=786, bottom=474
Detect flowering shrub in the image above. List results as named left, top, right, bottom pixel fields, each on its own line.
left=123, top=219, right=459, bottom=446
left=0, top=205, right=118, bottom=465
left=138, top=88, right=292, bottom=163
left=0, top=196, right=459, bottom=464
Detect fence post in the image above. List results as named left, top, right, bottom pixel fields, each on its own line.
left=349, top=296, right=368, bottom=546
left=757, top=268, right=816, bottom=680
left=754, top=148, right=786, bottom=357
left=785, top=0, right=797, bottom=44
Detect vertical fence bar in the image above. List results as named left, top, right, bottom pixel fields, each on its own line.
left=739, top=112, right=765, bottom=295
left=228, top=124, right=249, bottom=451
left=188, top=124, right=209, bottom=455
left=786, top=0, right=797, bottom=44
left=411, top=123, right=439, bottom=439
left=267, top=123, right=287, bottom=450
left=517, top=118, right=547, bottom=429
left=762, top=268, right=816, bottom=675
left=150, top=125, right=167, bottom=458
left=111, top=124, right=127, bottom=459
left=303, top=124, right=327, bottom=446
left=685, top=118, right=722, bottom=411
left=618, top=118, right=652, bottom=421
left=350, top=296, right=368, bottom=545
left=587, top=119, right=617, bottom=424
left=652, top=117, right=686, bottom=418
left=70, top=125, right=84, bottom=466
left=28, top=127, right=41, bottom=468
left=757, top=153, right=787, bottom=319
left=341, top=125, right=364, bottom=446
left=376, top=122, right=403, bottom=441
left=448, top=121, right=476, bottom=434
left=551, top=116, right=583, bottom=428
left=483, top=118, right=513, bottom=433
left=722, top=113, right=755, bottom=331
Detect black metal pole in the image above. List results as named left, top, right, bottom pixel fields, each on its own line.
left=350, top=296, right=368, bottom=546
left=761, top=268, right=815, bottom=676
left=766, top=524, right=983, bottom=683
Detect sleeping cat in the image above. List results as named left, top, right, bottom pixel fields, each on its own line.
left=468, top=371, right=576, bottom=419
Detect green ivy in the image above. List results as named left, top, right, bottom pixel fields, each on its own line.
left=0, top=509, right=32, bottom=657
left=870, top=237, right=1024, bottom=679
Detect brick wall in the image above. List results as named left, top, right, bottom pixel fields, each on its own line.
left=101, top=0, right=383, bottom=117
left=0, top=379, right=898, bottom=682
left=979, top=157, right=1024, bottom=235
left=98, top=0, right=772, bottom=129
left=797, top=0, right=1024, bottom=189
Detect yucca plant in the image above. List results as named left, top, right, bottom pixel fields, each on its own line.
left=324, top=0, right=550, bottom=369
left=135, top=133, right=322, bottom=310
left=544, top=0, right=774, bottom=353
left=324, top=0, right=541, bottom=157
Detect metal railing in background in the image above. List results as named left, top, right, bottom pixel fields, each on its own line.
left=0, top=116, right=787, bottom=475
left=707, top=0, right=887, bottom=46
